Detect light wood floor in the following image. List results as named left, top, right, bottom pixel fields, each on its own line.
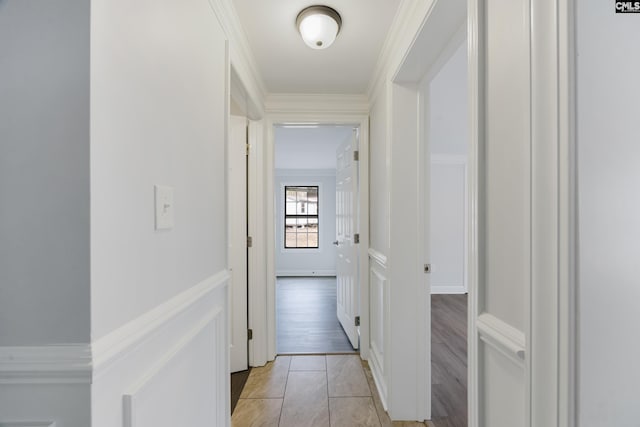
left=231, top=354, right=429, bottom=427
left=431, top=294, right=468, bottom=427
left=277, top=277, right=355, bottom=354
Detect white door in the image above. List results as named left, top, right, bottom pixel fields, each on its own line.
left=229, top=115, right=248, bottom=373
left=335, top=130, right=359, bottom=349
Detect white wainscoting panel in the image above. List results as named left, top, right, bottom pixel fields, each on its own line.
left=368, top=248, right=388, bottom=410
left=123, top=308, right=226, bottom=427
left=481, top=340, right=526, bottom=427
left=91, top=270, right=230, bottom=427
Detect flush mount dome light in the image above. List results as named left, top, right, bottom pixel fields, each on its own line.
left=296, top=5, right=342, bottom=49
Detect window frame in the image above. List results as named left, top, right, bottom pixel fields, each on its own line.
left=283, top=185, right=319, bottom=249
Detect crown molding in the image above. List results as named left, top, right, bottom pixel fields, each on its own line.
left=366, top=0, right=436, bottom=104
left=0, top=345, right=91, bottom=385
left=265, top=93, right=369, bottom=115
left=208, top=0, right=267, bottom=116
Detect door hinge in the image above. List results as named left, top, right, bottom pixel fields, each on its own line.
left=424, top=263, right=431, bottom=273
left=355, top=316, right=361, bottom=327
left=248, top=329, right=253, bottom=340
left=353, top=150, right=359, bottom=161
left=247, top=236, right=253, bottom=248
left=353, top=233, right=360, bottom=244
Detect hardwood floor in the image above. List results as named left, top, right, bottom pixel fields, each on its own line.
left=277, top=277, right=355, bottom=354
left=430, top=294, right=467, bottom=427
left=231, top=368, right=252, bottom=414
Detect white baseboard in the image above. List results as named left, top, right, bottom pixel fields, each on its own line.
left=431, top=285, right=467, bottom=294
left=0, top=421, right=56, bottom=427
left=276, top=270, right=336, bottom=277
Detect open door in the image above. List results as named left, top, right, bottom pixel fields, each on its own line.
left=229, top=115, right=248, bottom=373
left=335, top=130, right=359, bottom=349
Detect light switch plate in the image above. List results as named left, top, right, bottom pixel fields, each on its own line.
left=154, top=185, right=174, bottom=230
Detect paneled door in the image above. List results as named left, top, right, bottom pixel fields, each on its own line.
left=229, top=115, right=248, bottom=373
left=335, top=130, right=359, bottom=349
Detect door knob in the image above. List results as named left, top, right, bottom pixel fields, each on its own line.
left=333, top=240, right=339, bottom=246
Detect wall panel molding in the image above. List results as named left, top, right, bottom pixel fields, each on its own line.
left=368, top=264, right=388, bottom=410
left=0, top=345, right=91, bottom=385
left=123, top=307, right=225, bottom=427
left=368, top=248, right=388, bottom=268
left=92, top=270, right=230, bottom=378
left=477, top=313, right=526, bottom=367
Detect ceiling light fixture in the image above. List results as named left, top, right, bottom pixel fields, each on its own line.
left=296, top=5, right=342, bottom=50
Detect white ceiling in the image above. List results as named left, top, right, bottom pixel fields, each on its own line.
left=275, top=126, right=354, bottom=169
left=232, top=0, right=401, bottom=94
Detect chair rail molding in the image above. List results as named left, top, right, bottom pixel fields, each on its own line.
left=92, top=269, right=230, bottom=378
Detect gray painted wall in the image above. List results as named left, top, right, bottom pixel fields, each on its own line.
left=0, top=0, right=91, bottom=346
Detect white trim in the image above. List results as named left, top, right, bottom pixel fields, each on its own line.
left=431, top=286, right=467, bottom=295
left=248, top=119, right=268, bottom=367
left=123, top=307, right=226, bottom=427
left=92, top=270, right=230, bottom=378
left=368, top=248, right=388, bottom=268
left=207, top=0, right=266, bottom=117
left=276, top=270, right=336, bottom=277
left=367, top=0, right=436, bottom=105
left=274, top=168, right=336, bottom=177
left=0, top=345, right=91, bottom=385
left=260, top=112, right=370, bottom=364
left=368, top=263, right=389, bottom=411
left=466, top=0, right=481, bottom=425
left=0, top=422, right=56, bottom=427
left=265, top=94, right=368, bottom=115
left=477, top=313, right=526, bottom=367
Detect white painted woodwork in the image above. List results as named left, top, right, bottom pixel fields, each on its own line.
left=388, top=81, right=429, bottom=421
left=92, top=272, right=230, bottom=427
left=469, top=0, right=576, bottom=425
left=368, top=249, right=389, bottom=410
left=335, top=132, right=359, bottom=349
left=229, top=116, right=249, bottom=373
left=576, top=2, right=640, bottom=425
left=247, top=119, right=268, bottom=368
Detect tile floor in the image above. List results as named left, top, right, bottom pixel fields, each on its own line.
left=232, top=354, right=430, bottom=427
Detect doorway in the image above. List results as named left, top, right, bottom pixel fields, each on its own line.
left=273, top=125, right=359, bottom=355
left=421, top=33, right=469, bottom=427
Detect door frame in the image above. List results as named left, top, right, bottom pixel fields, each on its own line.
left=256, top=112, right=370, bottom=362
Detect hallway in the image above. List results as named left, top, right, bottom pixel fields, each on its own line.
left=231, top=354, right=429, bottom=427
